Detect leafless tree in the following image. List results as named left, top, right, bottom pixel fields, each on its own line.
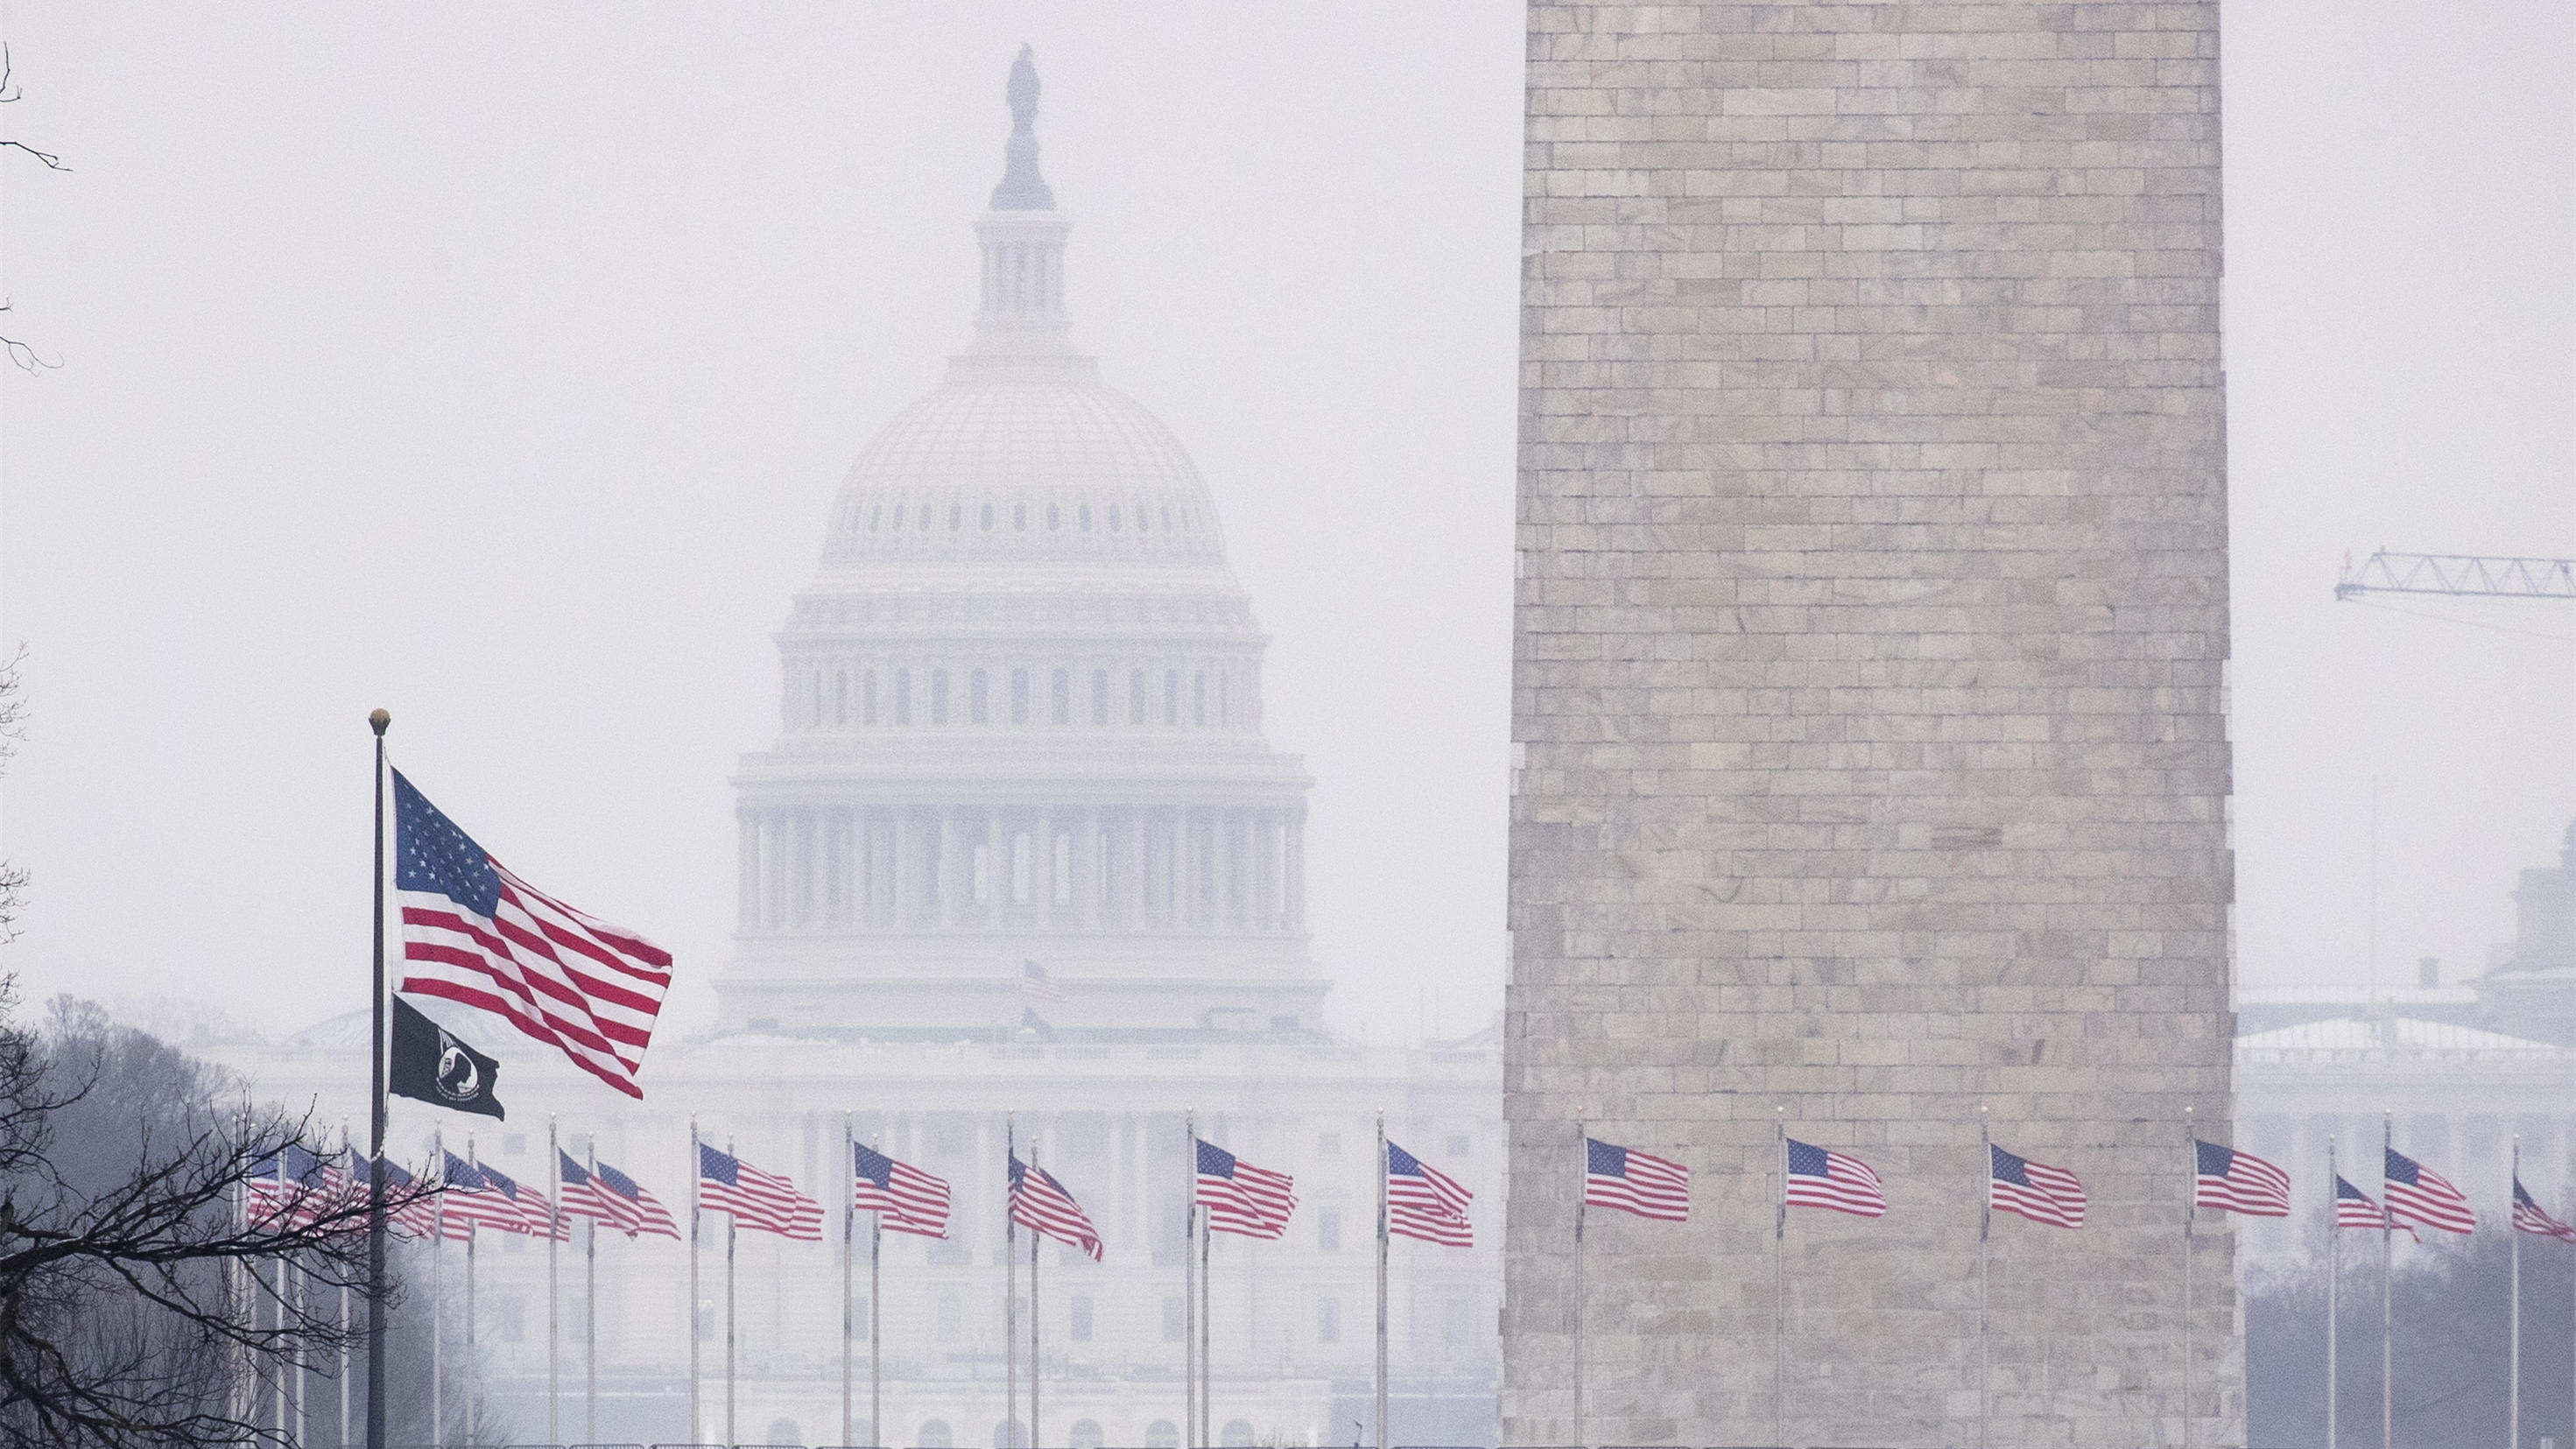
left=0, top=44, right=66, bottom=374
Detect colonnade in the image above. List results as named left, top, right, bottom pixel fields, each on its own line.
left=736, top=802, right=1306, bottom=937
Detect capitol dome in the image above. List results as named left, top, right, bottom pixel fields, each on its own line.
left=720, top=47, right=1320, bottom=1043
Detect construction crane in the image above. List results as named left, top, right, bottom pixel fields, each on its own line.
left=2334, top=551, right=2576, bottom=601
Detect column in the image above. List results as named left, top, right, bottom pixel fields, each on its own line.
left=808, top=809, right=830, bottom=930
left=940, top=810, right=965, bottom=928
left=1284, top=809, right=1306, bottom=931
left=987, top=807, right=1007, bottom=927
left=1037, top=807, right=1057, bottom=932
left=1123, top=809, right=1147, bottom=932
left=736, top=811, right=760, bottom=932
left=1075, top=807, right=1102, bottom=932
left=761, top=812, right=787, bottom=931
left=892, top=811, right=914, bottom=931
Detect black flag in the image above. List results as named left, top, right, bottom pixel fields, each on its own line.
left=390, top=995, right=504, bottom=1119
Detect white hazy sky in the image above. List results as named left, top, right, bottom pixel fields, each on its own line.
left=0, top=2, right=2568, bottom=1052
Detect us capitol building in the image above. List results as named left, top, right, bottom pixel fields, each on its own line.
left=218, top=55, right=1500, bottom=1449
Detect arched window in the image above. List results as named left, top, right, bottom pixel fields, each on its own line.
left=1193, top=671, right=1207, bottom=727
left=1144, top=1422, right=1179, bottom=1449
left=1011, top=668, right=1031, bottom=726
left=1014, top=502, right=1027, bottom=530
left=1078, top=503, right=1093, bottom=531
left=918, top=1422, right=953, bottom=1449
left=994, top=1420, right=1027, bottom=1449
left=1046, top=503, right=1060, bottom=531
left=1069, top=1419, right=1104, bottom=1449
left=1051, top=670, right=1071, bottom=726
left=863, top=669, right=878, bottom=726
left=980, top=503, right=995, bottom=531
left=766, top=1418, right=803, bottom=1447
left=1107, top=503, right=1122, bottom=531
left=1137, top=502, right=1151, bottom=532
left=869, top=504, right=882, bottom=531
left=1128, top=669, right=1146, bottom=726
left=971, top=670, right=989, bottom=726
left=1090, top=669, right=1109, bottom=727
left=918, top=503, right=932, bottom=531
left=1012, top=833, right=1031, bottom=904
left=1221, top=1420, right=1255, bottom=1447
left=931, top=669, right=949, bottom=727
left=894, top=669, right=911, bottom=725
left=1163, top=670, right=1179, bottom=727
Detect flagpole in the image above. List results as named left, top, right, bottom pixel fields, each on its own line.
left=2381, top=1108, right=2392, bottom=1449
left=2183, top=1109, right=2195, bottom=1449
left=548, top=1113, right=560, bottom=1447
left=1200, top=1203, right=1213, bottom=1449
left=1571, top=1105, right=1584, bottom=1449
left=585, top=1137, right=598, bottom=1447
left=1008, top=1111, right=1018, bottom=1449
left=1375, top=1108, right=1389, bottom=1449
left=1185, top=1108, right=1196, bottom=1449
left=466, top=1134, right=481, bottom=1449
left=432, top=1122, right=445, bottom=1449
left=689, top=1115, right=701, bottom=1446
left=2327, top=1135, right=2338, bottom=1449
left=872, top=1131, right=884, bottom=1449
left=338, top=1122, right=351, bottom=1449
left=1978, top=1107, right=1990, bottom=1449
left=365, top=708, right=390, bottom=1449
left=1775, top=1107, right=1786, bottom=1449
left=727, top=1132, right=738, bottom=1449
left=844, top=1110, right=855, bottom=1449
left=2511, top=1135, right=2522, bottom=1449
left=1031, top=1135, right=1045, bottom=1449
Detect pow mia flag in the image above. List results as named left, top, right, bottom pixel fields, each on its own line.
left=390, top=995, right=504, bottom=1120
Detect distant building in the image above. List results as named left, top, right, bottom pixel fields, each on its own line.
left=213, top=55, right=1498, bottom=1449
left=2233, top=822, right=2576, bottom=1270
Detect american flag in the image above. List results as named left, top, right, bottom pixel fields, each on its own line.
left=594, top=1158, right=681, bottom=1240
left=1784, top=1138, right=1884, bottom=1220
left=438, top=1153, right=534, bottom=1240
left=1022, top=960, right=1069, bottom=1003
left=2514, top=1179, right=2576, bottom=1243
left=559, top=1150, right=616, bottom=1231
left=478, top=1158, right=566, bottom=1240
left=2192, top=1139, right=2291, bottom=1218
left=359, top=1151, right=441, bottom=1240
left=2384, top=1148, right=2474, bottom=1235
left=1010, top=1156, right=1103, bottom=1262
left=699, top=1143, right=823, bottom=1241
left=247, top=1146, right=334, bottom=1229
left=1385, top=1140, right=1473, bottom=1247
left=392, top=770, right=673, bottom=1100
left=1988, top=1144, right=2085, bottom=1230
left=1196, top=1138, right=1297, bottom=1240
left=1584, top=1136, right=1691, bottom=1223
left=854, top=1143, right=952, bottom=1240
left=2336, top=1175, right=2418, bottom=1241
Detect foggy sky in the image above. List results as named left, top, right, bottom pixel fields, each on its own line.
left=0, top=2, right=2567, bottom=1054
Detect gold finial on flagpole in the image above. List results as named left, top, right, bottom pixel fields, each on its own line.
left=369, top=708, right=390, bottom=736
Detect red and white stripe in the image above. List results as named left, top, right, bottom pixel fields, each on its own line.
left=853, top=1144, right=952, bottom=1241
left=1197, top=1142, right=1298, bottom=1241
left=1011, top=1158, right=1104, bottom=1262
left=1585, top=1139, right=1692, bottom=1224
left=2383, top=1150, right=2476, bottom=1236
left=1988, top=1146, right=2087, bottom=1230
left=1387, top=1141, right=1474, bottom=1247
left=595, top=1159, right=681, bottom=1240
left=2515, top=1181, right=2576, bottom=1243
left=400, top=864, right=672, bottom=1101
left=700, top=1147, right=825, bottom=1242
left=1783, top=1141, right=1885, bottom=1220
left=2193, top=1141, right=2291, bottom=1218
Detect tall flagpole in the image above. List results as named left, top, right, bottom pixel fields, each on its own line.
left=1184, top=1108, right=1196, bottom=1449
left=2183, top=1109, right=2195, bottom=1449
left=340, top=1121, right=352, bottom=1449
left=872, top=1131, right=884, bottom=1449
left=1007, top=1111, right=1018, bottom=1449
left=1775, top=1107, right=1787, bottom=1449
left=2326, top=1135, right=2338, bottom=1449
left=844, top=1110, right=855, bottom=1449
left=689, top=1115, right=701, bottom=1445
left=727, top=1133, right=739, bottom=1449
left=2510, top=1135, right=2522, bottom=1449
left=466, top=1134, right=482, bottom=1449
left=1978, top=1107, right=1990, bottom=1449
left=1031, top=1135, right=1045, bottom=1449
left=1199, top=1199, right=1211, bottom=1449
left=1375, top=1108, right=1389, bottom=1449
left=364, top=708, right=391, bottom=1449
left=2381, top=1109, right=2392, bottom=1449
left=584, top=1138, right=598, bottom=1447
left=1572, top=1106, right=1584, bottom=1449
left=547, top=1114, right=560, bottom=1447
left=432, top=1123, right=445, bottom=1449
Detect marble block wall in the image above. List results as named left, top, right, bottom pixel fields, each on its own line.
left=1502, top=2, right=2235, bottom=1443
